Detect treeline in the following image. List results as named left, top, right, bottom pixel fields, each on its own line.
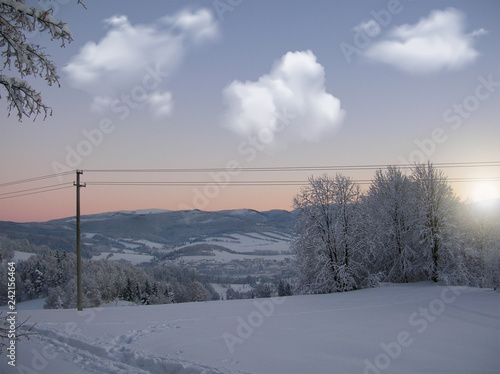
left=0, top=239, right=219, bottom=309
left=0, top=236, right=51, bottom=259
left=293, top=163, right=500, bottom=294
left=225, top=280, right=293, bottom=300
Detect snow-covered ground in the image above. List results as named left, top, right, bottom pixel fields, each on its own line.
left=90, top=252, right=155, bottom=265
left=1, top=283, right=498, bottom=374
left=177, top=232, right=292, bottom=254
left=211, top=283, right=253, bottom=297
left=133, top=239, right=165, bottom=249
left=175, top=250, right=292, bottom=264
left=202, top=233, right=292, bottom=253
left=171, top=232, right=293, bottom=263
left=12, top=251, right=35, bottom=262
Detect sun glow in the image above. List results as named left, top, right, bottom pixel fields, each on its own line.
left=471, top=181, right=499, bottom=203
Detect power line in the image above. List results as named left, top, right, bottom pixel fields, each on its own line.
left=0, top=183, right=71, bottom=197
left=0, top=185, right=73, bottom=200
left=83, top=161, right=500, bottom=174
left=84, top=177, right=500, bottom=187
left=1, top=162, right=498, bottom=201
left=0, top=171, right=73, bottom=188
left=2, top=176, right=496, bottom=201
left=86, top=180, right=308, bottom=185
left=1, top=161, right=497, bottom=189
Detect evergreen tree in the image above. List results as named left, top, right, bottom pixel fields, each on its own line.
left=278, top=280, right=286, bottom=297
left=141, top=280, right=152, bottom=305
left=255, top=283, right=272, bottom=298
left=31, top=261, right=44, bottom=297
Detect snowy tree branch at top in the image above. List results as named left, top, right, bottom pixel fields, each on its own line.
left=0, top=0, right=85, bottom=120
left=0, top=74, right=51, bottom=118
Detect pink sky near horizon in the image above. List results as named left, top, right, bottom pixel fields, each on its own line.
left=0, top=168, right=498, bottom=223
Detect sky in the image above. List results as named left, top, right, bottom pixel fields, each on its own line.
left=0, top=0, right=499, bottom=222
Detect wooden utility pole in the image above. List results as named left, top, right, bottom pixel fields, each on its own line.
left=74, top=170, right=86, bottom=311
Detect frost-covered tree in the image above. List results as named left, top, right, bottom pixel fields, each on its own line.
left=84, top=278, right=102, bottom=307
left=278, top=279, right=293, bottom=296
left=122, top=278, right=134, bottom=302
left=364, top=166, right=424, bottom=282
left=170, top=279, right=188, bottom=303
left=412, top=162, right=460, bottom=282
left=187, top=281, right=211, bottom=302
left=44, top=286, right=64, bottom=309
left=293, top=174, right=364, bottom=293
left=452, top=203, right=500, bottom=288
left=31, top=260, right=44, bottom=296
left=254, top=283, right=272, bottom=298
left=141, top=280, right=152, bottom=305
left=0, top=0, right=84, bottom=120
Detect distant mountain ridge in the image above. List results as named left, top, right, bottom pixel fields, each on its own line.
left=0, top=209, right=296, bottom=257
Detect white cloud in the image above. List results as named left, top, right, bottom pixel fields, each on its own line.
left=148, top=91, right=173, bottom=118
left=162, top=8, right=219, bottom=44
left=222, top=50, right=345, bottom=147
left=64, top=8, right=218, bottom=116
left=467, top=28, right=487, bottom=38
left=363, top=8, right=486, bottom=74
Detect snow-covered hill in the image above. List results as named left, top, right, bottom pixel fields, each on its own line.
left=1, top=283, right=498, bottom=373
left=0, top=209, right=295, bottom=263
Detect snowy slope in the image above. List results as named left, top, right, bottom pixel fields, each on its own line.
left=0, top=209, right=295, bottom=262
left=1, top=283, right=498, bottom=374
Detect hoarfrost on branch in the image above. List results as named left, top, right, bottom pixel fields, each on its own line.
left=0, top=0, right=85, bottom=120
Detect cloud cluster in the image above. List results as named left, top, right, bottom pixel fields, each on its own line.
left=364, top=8, right=486, bottom=74
left=64, top=8, right=218, bottom=117
left=222, top=50, right=345, bottom=147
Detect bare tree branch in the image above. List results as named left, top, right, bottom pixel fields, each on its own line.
left=0, top=312, right=36, bottom=354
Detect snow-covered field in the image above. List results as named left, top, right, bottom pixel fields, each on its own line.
left=176, top=250, right=292, bottom=264
left=1, top=283, right=498, bottom=374
left=211, top=283, right=253, bottom=296
left=90, top=252, right=155, bottom=265
left=172, top=232, right=293, bottom=263
left=178, top=232, right=292, bottom=251
left=11, top=251, right=35, bottom=262
left=201, top=233, right=293, bottom=253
